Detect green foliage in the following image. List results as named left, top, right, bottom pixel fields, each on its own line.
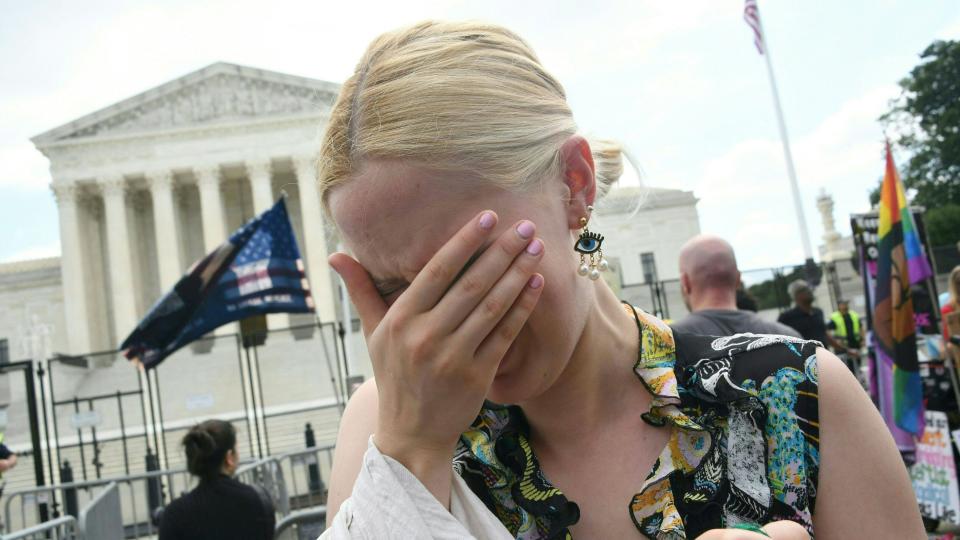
left=868, top=177, right=882, bottom=207
left=924, top=204, right=960, bottom=247
left=881, top=40, right=960, bottom=213
left=746, top=266, right=805, bottom=311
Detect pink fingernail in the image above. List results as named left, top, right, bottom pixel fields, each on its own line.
left=528, top=274, right=544, bottom=289
left=479, top=212, right=496, bottom=230
left=516, top=221, right=535, bottom=239
left=525, top=238, right=543, bottom=256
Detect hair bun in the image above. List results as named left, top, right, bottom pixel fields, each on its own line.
left=184, top=429, right=215, bottom=457
left=182, top=420, right=236, bottom=480
left=587, top=137, right=625, bottom=201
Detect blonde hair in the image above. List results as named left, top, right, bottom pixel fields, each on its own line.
left=317, top=20, right=623, bottom=212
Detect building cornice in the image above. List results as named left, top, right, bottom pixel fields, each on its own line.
left=38, top=110, right=327, bottom=152
left=0, top=257, right=62, bottom=289
left=32, top=62, right=340, bottom=148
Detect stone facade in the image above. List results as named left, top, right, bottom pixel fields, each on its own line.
left=594, top=186, right=701, bottom=286
left=32, top=62, right=343, bottom=355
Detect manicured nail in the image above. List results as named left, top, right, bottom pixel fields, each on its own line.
left=516, top=221, right=535, bottom=239
left=528, top=274, right=544, bottom=289
left=525, top=238, right=543, bottom=256
left=479, top=212, right=496, bottom=230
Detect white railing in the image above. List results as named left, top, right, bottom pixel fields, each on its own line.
left=274, top=507, right=327, bottom=539
left=77, top=483, right=121, bottom=540
left=3, top=467, right=195, bottom=538
left=236, top=457, right=290, bottom=516
left=2, top=444, right=337, bottom=539
left=1, top=515, right=78, bottom=540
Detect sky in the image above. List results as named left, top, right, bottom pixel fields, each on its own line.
left=1, top=0, right=958, bottom=271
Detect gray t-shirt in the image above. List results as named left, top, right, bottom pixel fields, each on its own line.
left=671, top=309, right=802, bottom=338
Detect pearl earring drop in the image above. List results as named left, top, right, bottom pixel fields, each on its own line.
left=574, top=205, right=608, bottom=280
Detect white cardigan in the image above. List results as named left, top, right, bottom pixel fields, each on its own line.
left=321, top=438, right=515, bottom=539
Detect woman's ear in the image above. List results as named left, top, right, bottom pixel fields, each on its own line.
left=558, top=136, right=596, bottom=230
left=225, top=448, right=238, bottom=472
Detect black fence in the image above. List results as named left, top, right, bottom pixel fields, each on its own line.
left=623, top=244, right=959, bottom=324
left=620, top=263, right=834, bottom=323
left=932, top=244, right=960, bottom=275
left=6, top=318, right=352, bottom=520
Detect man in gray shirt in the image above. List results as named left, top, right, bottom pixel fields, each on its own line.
left=671, top=235, right=801, bottom=338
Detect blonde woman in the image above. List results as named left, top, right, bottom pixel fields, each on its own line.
left=318, top=21, right=923, bottom=539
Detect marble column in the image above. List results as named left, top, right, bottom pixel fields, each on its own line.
left=293, top=157, right=336, bottom=322
left=100, top=176, right=139, bottom=343
left=247, top=159, right=275, bottom=214
left=195, top=165, right=227, bottom=252
left=195, top=164, right=232, bottom=337
left=51, top=183, right=93, bottom=354
left=246, top=159, right=288, bottom=330
left=149, top=171, right=183, bottom=291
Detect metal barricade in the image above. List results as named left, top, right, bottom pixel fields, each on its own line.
left=4, top=467, right=195, bottom=538
left=236, top=457, right=290, bottom=516
left=274, top=507, right=327, bottom=540
left=273, top=445, right=335, bottom=513
left=1, top=516, right=79, bottom=540
left=78, top=482, right=122, bottom=540
left=3, top=446, right=335, bottom=538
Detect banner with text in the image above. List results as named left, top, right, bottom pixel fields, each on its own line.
left=910, top=411, right=960, bottom=523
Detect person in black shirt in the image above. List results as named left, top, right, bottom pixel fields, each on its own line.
left=735, top=285, right=760, bottom=313
left=159, top=420, right=274, bottom=540
left=672, top=235, right=801, bottom=337
left=778, top=279, right=845, bottom=351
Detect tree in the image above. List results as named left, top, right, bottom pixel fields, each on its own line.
left=925, top=204, right=960, bottom=247
left=878, top=39, right=960, bottom=246
left=747, top=265, right=805, bottom=311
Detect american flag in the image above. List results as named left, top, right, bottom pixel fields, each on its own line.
left=122, top=198, right=314, bottom=369
left=744, top=0, right=765, bottom=54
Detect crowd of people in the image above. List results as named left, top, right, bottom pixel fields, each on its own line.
left=671, top=234, right=867, bottom=369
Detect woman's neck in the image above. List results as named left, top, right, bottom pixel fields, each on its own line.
left=519, top=284, right=650, bottom=453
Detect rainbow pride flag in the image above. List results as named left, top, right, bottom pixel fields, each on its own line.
left=873, top=141, right=933, bottom=438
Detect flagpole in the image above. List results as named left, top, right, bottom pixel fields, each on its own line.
left=755, top=11, right=815, bottom=265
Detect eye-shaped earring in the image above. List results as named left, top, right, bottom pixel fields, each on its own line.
left=575, top=205, right=608, bottom=281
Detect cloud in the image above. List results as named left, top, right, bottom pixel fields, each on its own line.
left=2, top=242, right=60, bottom=263
left=694, top=84, right=899, bottom=270
left=0, top=142, right=50, bottom=190
left=517, top=1, right=727, bottom=76
left=935, top=15, right=960, bottom=39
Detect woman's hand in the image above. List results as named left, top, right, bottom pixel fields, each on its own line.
left=328, top=210, right=545, bottom=504
left=694, top=520, right=810, bottom=539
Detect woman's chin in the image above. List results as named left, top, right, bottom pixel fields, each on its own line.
left=487, top=353, right=521, bottom=403
left=488, top=348, right=540, bottom=404
left=486, top=377, right=523, bottom=405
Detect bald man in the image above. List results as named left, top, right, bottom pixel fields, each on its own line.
left=671, top=235, right=801, bottom=337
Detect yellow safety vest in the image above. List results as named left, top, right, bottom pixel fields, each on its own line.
left=830, top=310, right=861, bottom=339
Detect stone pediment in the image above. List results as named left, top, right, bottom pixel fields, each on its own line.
left=33, top=62, right=341, bottom=146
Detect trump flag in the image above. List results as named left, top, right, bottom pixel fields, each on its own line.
left=121, top=198, right=314, bottom=369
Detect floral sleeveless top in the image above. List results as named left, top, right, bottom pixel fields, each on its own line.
left=453, top=305, right=822, bottom=539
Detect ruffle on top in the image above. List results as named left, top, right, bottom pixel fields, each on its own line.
left=453, top=304, right=822, bottom=539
